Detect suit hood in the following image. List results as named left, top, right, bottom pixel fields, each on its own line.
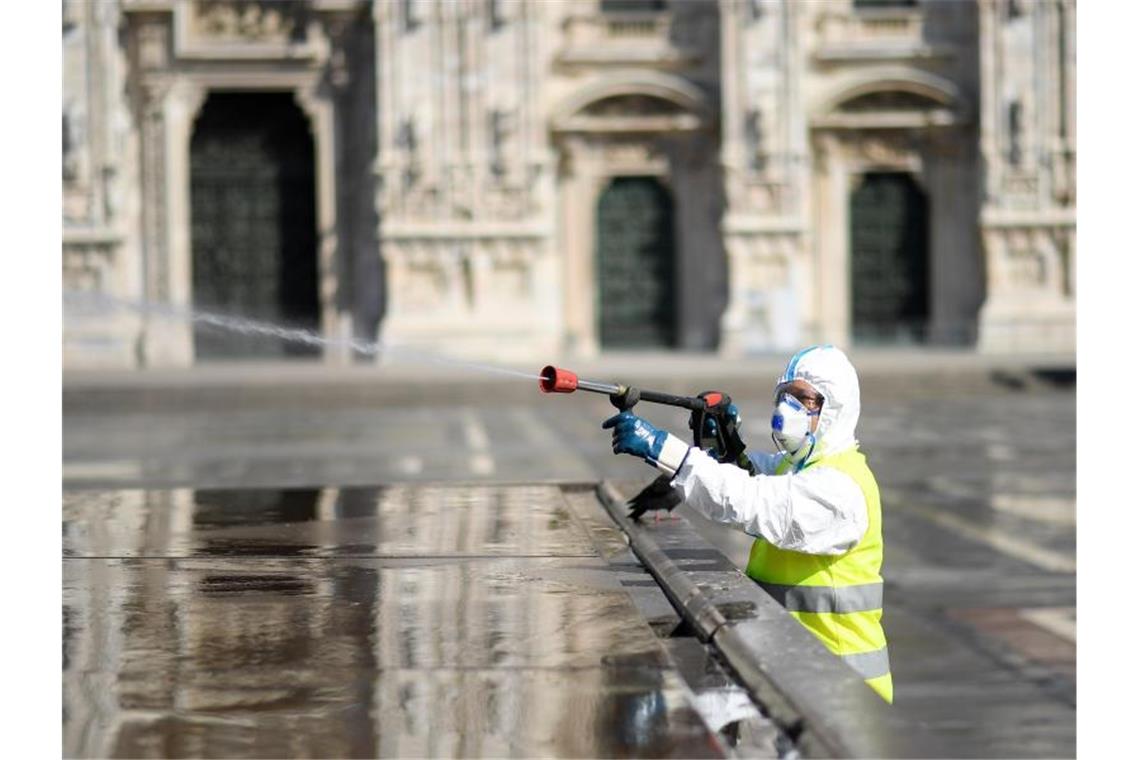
left=775, top=345, right=861, bottom=456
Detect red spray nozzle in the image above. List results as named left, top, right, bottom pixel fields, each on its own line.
left=539, top=364, right=699, bottom=411
left=539, top=365, right=578, bottom=393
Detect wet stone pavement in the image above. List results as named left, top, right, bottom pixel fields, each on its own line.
left=63, top=485, right=782, bottom=758
left=64, top=374, right=1077, bottom=757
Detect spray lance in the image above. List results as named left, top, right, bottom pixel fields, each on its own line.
left=539, top=365, right=756, bottom=519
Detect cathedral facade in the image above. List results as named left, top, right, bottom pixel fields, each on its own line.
left=62, top=0, right=1075, bottom=367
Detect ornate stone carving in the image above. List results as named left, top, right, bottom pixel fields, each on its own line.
left=1002, top=171, right=1037, bottom=198
left=395, top=118, right=420, bottom=181
left=402, top=259, right=450, bottom=311
left=744, top=108, right=766, bottom=171
left=721, top=230, right=805, bottom=352
left=137, top=20, right=168, bottom=70
left=984, top=225, right=1069, bottom=295
left=62, top=104, right=82, bottom=184
left=448, top=164, right=476, bottom=220
left=487, top=108, right=514, bottom=177
left=742, top=254, right=789, bottom=292
left=1006, top=98, right=1024, bottom=165
left=816, top=6, right=924, bottom=49
left=1005, top=246, right=1047, bottom=289
left=727, top=165, right=789, bottom=215
left=488, top=258, right=530, bottom=301
left=63, top=243, right=116, bottom=293
left=1050, top=148, right=1075, bottom=204
left=419, top=186, right=443, bottom=221
left=189, top=0, right=307, bottom=44
left=851, top=133, right=916, bottom=168
left=598, top=140, right=667, bottom=176
left=739, top=234, right=795, bottom=289
left=482, top=185, right=528, bottom=221
left=747, top=180, right=784, bottom=215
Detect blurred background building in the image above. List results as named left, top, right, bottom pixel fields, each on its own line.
left=62, top=0, right=1075, bottom=368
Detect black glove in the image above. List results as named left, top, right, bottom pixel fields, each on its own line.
left=627, top=474, right=683, bottom=521
left=629, top=393, right=756, bottom=522
left=688, top=394, right=753, bottom=471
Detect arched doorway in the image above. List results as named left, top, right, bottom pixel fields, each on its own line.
left=595, top=177, right=678, bottom=348
left=190, top=92, right=319, bottom=358
left=849, top=172, right=930, bottom=344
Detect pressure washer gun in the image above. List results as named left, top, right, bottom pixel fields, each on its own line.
left=539, top=365, right=756, bottom=519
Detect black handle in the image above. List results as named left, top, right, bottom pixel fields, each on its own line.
left=635, top=388, right=707, bottom=411
left=609, top=385, right=706, bottom=412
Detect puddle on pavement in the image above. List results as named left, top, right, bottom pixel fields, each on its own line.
left=63, top=485, right=598, bottom=558
left=63, top=486, right=750, bottom=758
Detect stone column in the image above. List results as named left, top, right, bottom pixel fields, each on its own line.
left=717, top=0, right=807, bottom=355
left=297, top=87, right=351, bottom=365
left=142, top=79, right=204, bottom=367
left=976, top=0, right=1075, bottom=354
left=558, top=137, right=601, bottom=357
left=815, top=133, right=849, bottom=347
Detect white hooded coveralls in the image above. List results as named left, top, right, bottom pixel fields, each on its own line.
left=653, top=346, right=869, bottom=555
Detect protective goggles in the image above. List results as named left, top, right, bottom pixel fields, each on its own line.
left=772, top=381, right=824, bottom=411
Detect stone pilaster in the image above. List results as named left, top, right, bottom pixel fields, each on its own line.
left=976, top=0, right=1076, bottom=354
left=375, top=0, right=558, bottom=361
left=63, top=0, right=142, bottom=368
left=719, top=0, right=808, bottom=355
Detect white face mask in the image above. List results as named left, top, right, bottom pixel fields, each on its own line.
left=770, top=392, right=820, bottom=466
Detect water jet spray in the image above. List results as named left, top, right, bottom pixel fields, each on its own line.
left=63, top=290, right=542, bottom=382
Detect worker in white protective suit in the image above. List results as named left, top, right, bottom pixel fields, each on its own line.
left=603, top=344, right=893, bottom=703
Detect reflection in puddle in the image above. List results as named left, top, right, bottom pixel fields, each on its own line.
left=192, top=489, right=324, bottom=527
left=63, top=485, right=598, bottom=559
left=63, top=484, right=746, bottom=757
left=64, top=559, right=727, bottom=757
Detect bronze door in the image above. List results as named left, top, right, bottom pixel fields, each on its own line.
left=849, top=172, right=930, bottom=344
left=190, top=92, right=319, bottom=359
left=595, top=177, right=677, bottom=348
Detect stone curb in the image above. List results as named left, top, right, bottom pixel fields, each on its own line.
left=597, top=480, right=936, bottom=759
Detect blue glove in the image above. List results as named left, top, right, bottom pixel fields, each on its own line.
left=602, top=411, right=669, bottom=462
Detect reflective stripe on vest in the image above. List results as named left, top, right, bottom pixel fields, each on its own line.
left=841, top=646, right=891, bottom=680
left=757, top=580, right=883, bottom=614
left=747, top=447, right=893, bottom=703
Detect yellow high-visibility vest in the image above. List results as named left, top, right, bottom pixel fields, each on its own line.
left=746, top=447, right=894, bottom=703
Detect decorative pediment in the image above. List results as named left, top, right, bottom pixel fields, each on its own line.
left=813, top=70, right=967, bottom=130
left=551, top=73, right=713, bottom=135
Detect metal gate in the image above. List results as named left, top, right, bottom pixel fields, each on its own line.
left=190, top=92, right=319, bottom=359
left=595, top=177, right=677, bottom=348
left=849, top=172, right=929, bottom=344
